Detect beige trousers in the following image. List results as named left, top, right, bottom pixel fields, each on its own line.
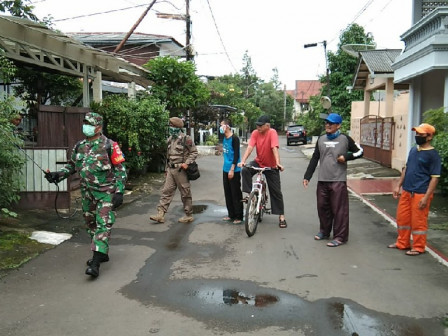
left=158, top=167, right=193, bottom=215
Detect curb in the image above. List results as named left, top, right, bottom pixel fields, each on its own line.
left=348, top=188, right=448, bottom=268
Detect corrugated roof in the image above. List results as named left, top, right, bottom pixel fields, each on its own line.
left=68, top=32, right=184, bottom=48
left=359, top=49, right=402, bottom=74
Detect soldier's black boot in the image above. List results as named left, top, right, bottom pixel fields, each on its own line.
left=85, top=251, right=105, bottom=277
left=86, top=253, right=109, bottom=266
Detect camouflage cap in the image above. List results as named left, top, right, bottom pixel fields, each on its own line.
left=84, top=112, right=103, bottom=126
left=169, top=117, right=184, bottom=128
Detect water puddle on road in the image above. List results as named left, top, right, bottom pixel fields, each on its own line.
left=192, top=204, right=208, bottom=214
left=120, top=202, right=445, bottom=335
left=192, top=288, right=278, bottom=307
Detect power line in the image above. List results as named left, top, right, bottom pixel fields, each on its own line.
left=53, top=3, right=151, bottom=22
left=204, top=0, right=237, bottom=72
left=328, top=0, right=376, bottom=45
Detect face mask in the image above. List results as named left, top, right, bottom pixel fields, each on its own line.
left=326, top=130, right=340, bottom=140
left=169, top=127, right=181, bottom=137
left=415, top=135, right=427, bottom=146
left=219, top=126, right=226, bottom=134
left=83, top=124, right=97, bottom=137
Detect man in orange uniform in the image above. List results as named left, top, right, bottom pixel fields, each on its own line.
left=388, top=123, right=441, bottom=256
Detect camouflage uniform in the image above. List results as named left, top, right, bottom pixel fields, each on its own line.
left=157, top=132, right=198, bottom=218
left=56, top=117, right=126, bottom=255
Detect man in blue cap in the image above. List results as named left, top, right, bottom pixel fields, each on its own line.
left=302, top=113, right=363, bottom=247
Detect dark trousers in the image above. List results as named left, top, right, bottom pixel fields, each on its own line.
left=316, top=181, right=349, bottom=242
left=223, top=171, right=244, bottom=220
left=242, top=161, right=285, bottom=215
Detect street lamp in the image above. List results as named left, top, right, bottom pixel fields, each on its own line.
left=304, top=40, right=330, bottom=99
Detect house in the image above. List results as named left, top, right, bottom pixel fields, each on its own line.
left=0, top=15, right=151, bottom=209
left=67, top=32, right=186, bottom=95
left=392, top=1, right=448, bottom=154
left=287, top=80, right=323, bottom=120
left=68, top=32, right=186, bottom=67
left=350, top=49, right=409, bottom=170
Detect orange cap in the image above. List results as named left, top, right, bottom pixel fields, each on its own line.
left=412, top=123, right=435, bottom=135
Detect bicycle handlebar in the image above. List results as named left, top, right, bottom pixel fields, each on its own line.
left=245, top=165, right=274, bottom=171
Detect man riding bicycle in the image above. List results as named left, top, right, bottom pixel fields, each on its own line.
left=239, top=115, right=287, bottom=228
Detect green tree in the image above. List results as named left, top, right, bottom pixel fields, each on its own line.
left=0, top=0, right=37, bottom=20
left=325, top=24, right=372, bottom=128
left=13, top=68, right=83, bottom=116
left=144, top=56, right=210, bottom=118
left=206, top=74, right=261, bottom=132
left=297, top=95, right=326, bottom=136
left=0, top=49, right=16, bottom=83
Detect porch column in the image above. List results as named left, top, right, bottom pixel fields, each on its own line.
left=407, top=78, right=422, bottom=153
left=92, top=71, right=102, bottom=103
left=444, top=73, right=448, bottom=113
left=385, top=78, right=394, bottom=117
left=128, top=82, right=136, bottom=99
left=82, top=67, right=90, bottom=108
left=363, top=88, right=370, bottom=116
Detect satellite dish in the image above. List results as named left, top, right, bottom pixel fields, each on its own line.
left=341, top=43, right=377, bottom=58
left=320, top=96, right=331, bottom=109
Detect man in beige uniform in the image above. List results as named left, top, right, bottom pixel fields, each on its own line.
left=150, top=117, right=198, bottom=223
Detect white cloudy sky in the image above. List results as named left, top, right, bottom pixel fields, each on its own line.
left=31, top=0, right=413, bottom=89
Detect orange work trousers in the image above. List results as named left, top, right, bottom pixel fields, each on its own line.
left=395, top=190, right=433, bottom=252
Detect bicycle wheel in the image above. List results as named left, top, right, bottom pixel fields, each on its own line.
left=245, top=191, right=260, bottom=237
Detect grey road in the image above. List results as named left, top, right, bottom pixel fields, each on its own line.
left=1, top=136, right=447, bottom=335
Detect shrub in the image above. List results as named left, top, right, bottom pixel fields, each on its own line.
left=423, top=107, right=448, bottom=195
left=205, top=134, right=219, bottom=146
left=0, top=96, right=25, bottom=213
left=91, top=94, right=169, bottom=173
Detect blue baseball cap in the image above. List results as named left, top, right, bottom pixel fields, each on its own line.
left=325, top=113, right=342, bottom=124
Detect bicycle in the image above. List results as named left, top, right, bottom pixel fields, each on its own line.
left=244, top=165, right=272, bottom=237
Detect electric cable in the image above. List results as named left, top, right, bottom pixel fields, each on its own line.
left=53, top=3, right=151, bottom=22
left=205, top=0, right=237, bottom=72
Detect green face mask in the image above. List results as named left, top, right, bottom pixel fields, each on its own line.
left=169, top=127, right=181, bottom=137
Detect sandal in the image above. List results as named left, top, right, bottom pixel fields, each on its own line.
left=232, top=219, right=242, bottom=225
left=327, top=240, right=344, bottom=247
left=279, top=219, right=287, bottom=228
left=405, top=250, right=424, bottom=256
left=222, top=217, right=232, bottom=222
left=314, top=232, right=329, bottom=240
left=388, top=244, right=411, bottom=250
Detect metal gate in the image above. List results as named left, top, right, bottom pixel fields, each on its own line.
left=360, top=115, right=394, bottom=167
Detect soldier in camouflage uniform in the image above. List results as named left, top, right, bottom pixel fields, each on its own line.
left=150, top=117, right=198, bottom=224
left=45, top=112, right=127, bottom=278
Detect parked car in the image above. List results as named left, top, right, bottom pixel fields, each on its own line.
left=286, top=125, right=307, bottom=145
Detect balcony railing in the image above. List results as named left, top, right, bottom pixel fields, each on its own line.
left=402, top=7, right=448, bottom=51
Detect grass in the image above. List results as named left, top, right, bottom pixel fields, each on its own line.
left=0, top=230, right=53, bottom=272
left=430, top=222, right=448, bottom=231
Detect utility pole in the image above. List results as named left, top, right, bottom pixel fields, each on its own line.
left=283, top=84, right=287, bottom=131
left=157, top=0, right=193, bottom=61
left=185, top=0, right=193, bottom=61
left=114, top=0, right=158, bottom=53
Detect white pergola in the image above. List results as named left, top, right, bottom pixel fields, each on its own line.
left=0, top=15, right=152, bottom=105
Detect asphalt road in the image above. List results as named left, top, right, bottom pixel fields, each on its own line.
left=0, top=136, right=447, bottom=336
